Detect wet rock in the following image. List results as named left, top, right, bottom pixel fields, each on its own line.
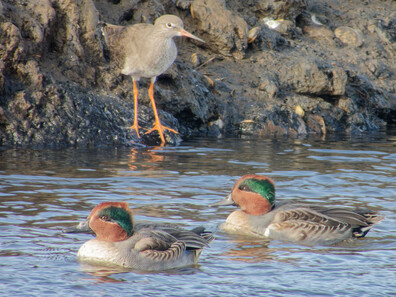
left=380, top=12, right=396, bottom=45
left=272, top=19, right=296, bottom=36
left=51, top=0, right=103, bottom=85
left=95, top=0, right=167, bottom=25
left=382, top=12, right=396, bottom=42
left=306, top=114, right=326, bottom=134
left=0, top=22, right=24, bottom=70
left=254, top=0, right=307, bottom=20
left=364, top=59, right=389, bottom=79
left=258, top=74, right=279, bottom=99
left=191, top=0, right=248, bottom=59
left=175, top=0, right=193, bottom=10
left=337, top=97, right=358, bottom=115
left=0, top=60, right=4, bottom=90
left=280, top=58, right=347, bottom=96
left=367, top=12, right=396, bottom=51
left=1, top=82, right=137, bottom=147
left=8, top=91, right=32, bottom=121
left=207, top=118, right=224, bottom=137
left=302, top=25, right=336, bottom=47
left=249, top=25, right=287, bottom=50
left=154, top=61, right=219, bottom=137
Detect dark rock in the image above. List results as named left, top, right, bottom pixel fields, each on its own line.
left=0, top=0, right=395, bottom=147
left=280, top=58, right=347, bottom=96
left=254, top=0, right=306, bottom=20
left=381, top=12, right=396, bottom=44
left=302, top=25, right=336, bottom=48
left=258, top=74, right=279, bottom=99
left=175, top=0, right=193, bottom=11
left=248, top=25, right=287, bottom=50
left=191, top=0, right=248, bottom=59
left=0, top=22, right=24, bottom=70
left=0, top=82, right=137, bottom=147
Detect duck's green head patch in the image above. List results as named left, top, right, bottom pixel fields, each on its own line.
left=238, top=178, right=275, bottom=205
left=98, top=206, right=133, bottom=236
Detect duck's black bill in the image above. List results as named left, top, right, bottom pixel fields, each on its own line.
left=62, top=219, right=94, bottom=234
left=208, top=194, right=236, bottom=207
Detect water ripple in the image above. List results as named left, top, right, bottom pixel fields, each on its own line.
left=0, top=134, right=395, bottom=296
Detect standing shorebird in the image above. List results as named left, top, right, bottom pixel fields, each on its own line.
left=102, top=14, right=205, bottom=144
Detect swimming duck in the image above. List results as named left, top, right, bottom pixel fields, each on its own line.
left=210, top=175, right=383, bottom=245
left=65, top=201, right=213, bottom=270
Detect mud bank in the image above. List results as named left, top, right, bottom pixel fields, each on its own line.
left=0, top=0, right=395, bottom=146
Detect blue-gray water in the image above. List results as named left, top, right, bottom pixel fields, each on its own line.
left=0, top=133, right=395, bottom=296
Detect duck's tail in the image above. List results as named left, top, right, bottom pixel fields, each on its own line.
left=190, top=226, right=215, bottom=245
left=352, top=209, right=384, bottom=238
left=187, top=227, right=214, bottom=263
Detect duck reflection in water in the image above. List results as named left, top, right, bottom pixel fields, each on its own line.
left=79, top=263, right=130, bottom=283
left=220, top=237, right=276, bottom=263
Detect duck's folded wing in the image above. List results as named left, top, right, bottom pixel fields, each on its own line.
left=312, top=207, right=369, bottom=226
left=163, top=228, right=213, bottom=249
left=273, top=207, right=365, bottom=226
left=134, top=229, right=186, bottom=262
left=135, top=223, right=213, bottom=249
left=190, top=226, right=215, bottom=245
left=268, top=206, right=382, bottom=243
left=270, top=207, right=352, bottom=242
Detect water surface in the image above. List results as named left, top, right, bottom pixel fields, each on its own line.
left=0, top=132, right=395, bottom=296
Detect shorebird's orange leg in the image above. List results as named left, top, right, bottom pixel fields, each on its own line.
left=145, top=80, right=178, bottom=144
left=129, top=78, right=140, bottom=138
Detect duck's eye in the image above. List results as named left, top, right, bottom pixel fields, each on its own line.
left=100, top=215, right=111, bottom=222
left=166, top=23, right=172, bottom=28
left=239, top=185, right=251, bottom=192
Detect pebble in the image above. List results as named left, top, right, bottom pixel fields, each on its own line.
left=334, top=26, right=363, bottom=47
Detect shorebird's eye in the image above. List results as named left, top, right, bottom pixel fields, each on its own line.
left=100, top=215, right=111, bottom=221
left=166, top=23, right=172, bottom=28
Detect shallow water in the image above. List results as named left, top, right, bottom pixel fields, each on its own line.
left=0, top=132, right=395, bottom=296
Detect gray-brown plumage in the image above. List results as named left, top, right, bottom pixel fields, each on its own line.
left=101, top=15, right=205, bottom=144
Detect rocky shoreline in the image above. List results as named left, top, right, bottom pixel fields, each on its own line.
left=1, top=0, right=395, bottom=146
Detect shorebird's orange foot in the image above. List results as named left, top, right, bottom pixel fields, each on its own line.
left=145, top=122, right=178, bottom=143
left=129, top=123, right=141, bottom=138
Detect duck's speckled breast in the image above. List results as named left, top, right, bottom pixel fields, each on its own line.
left=77, top=239, right=130, bottom=267
left=220, top=210, right=271, bottom=238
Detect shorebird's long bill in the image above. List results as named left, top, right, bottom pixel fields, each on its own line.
left=209, top=194, right=236, bottom=207
left=180, top=29, right=205, bottom=43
